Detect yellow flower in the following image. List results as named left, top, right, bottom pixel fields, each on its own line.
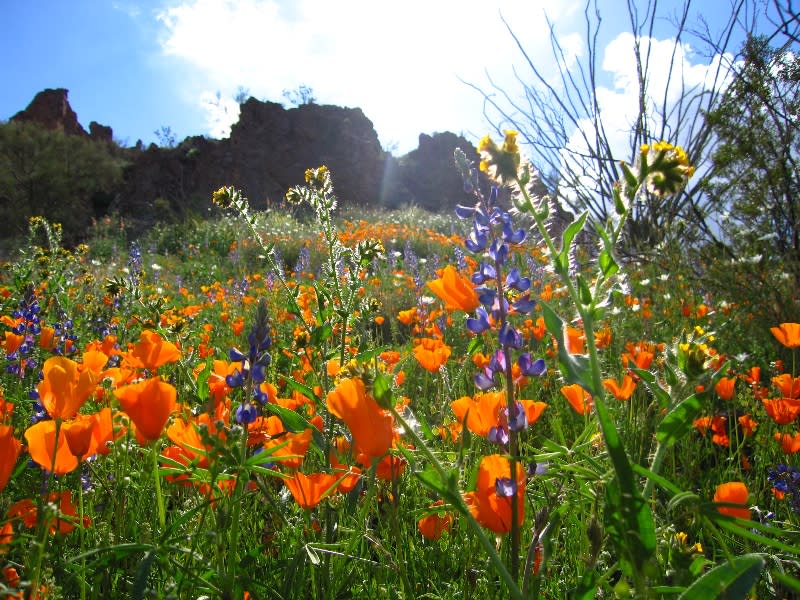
left=477, top=130, right=521, bottom=183
left=641, top=141, right=695, bottom=197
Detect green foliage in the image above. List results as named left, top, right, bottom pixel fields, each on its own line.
left=702, top=35, right=800, bottom=326
left=0, top=121, right=124, bottom=252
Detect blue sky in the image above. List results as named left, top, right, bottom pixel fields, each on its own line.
left=1, top=1, right=757, bottom=155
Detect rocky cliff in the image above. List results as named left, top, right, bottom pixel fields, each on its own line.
left=6, top=89, right=489, bottom=235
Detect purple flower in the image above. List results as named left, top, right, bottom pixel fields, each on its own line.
left=465, top=225, right=488, bottom=253
left=466, top=307, right=491, bottom=334
left=475, top=369, right=498, bottom=390
left=512, top=295, right=536, bottom=314
left=499, top=323, right=522, bottom=348
left=488, top=239, right=509, bottom=265
left=235, top=402, right=258, bottom=425
left=471, top=262, right=497, bottom=285
left=495, top=477, right=517, bottom=497
left=518, top=354, right=546, bottom=377
left=505, top=268, right=531, bottom=292
left=508, top=402, right=527, bottom=432
left=488, top=426, right=509, bottom=446
left=502, top=222, right=526, bottom=244
left=455, top=204, right=476, bottom=219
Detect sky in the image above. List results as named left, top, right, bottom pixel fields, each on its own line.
left=1, top=0, right=761, bottom=156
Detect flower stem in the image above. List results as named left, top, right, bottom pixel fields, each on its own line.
left=390, top=407, right=522, bottom=600
left=152, top=443, right=166, bottom=530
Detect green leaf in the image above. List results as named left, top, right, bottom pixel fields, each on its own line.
left=282, top=377, right=321, bottom=404
left=598, top=250, right=619, bottom=279
left=373, top=372, right=394, bottom=408
left=466, top=335, right=484, bottom=356
left=194, top=360, right=213, bottom=403
left=594, top=224, right=619, bottom=279
left=264, top=402, right=313, bottom=433
left=540, top=301, right=595, bottom=395
left=133, top=550, right=158, bottom=600
left=657, top=394, right=703, bottom=446
left=576, top=274, right=593, bottom=305
left=556, top=211, right=588, bottom=274
left=632, top=368, right=671, bottom=409
left=612, top=184, right=627, bottom=216
left=309, top=323, right=333, bottom=346
left=678, top=554, right=764, bottom=600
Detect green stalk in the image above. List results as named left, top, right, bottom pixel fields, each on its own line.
left=390, top=407, right=522, bottom=600
left=30, top=418, right=63, bottom=597
left=151, top=443, right=166, bottom=530
left=78, top=477, right=87, bottom=600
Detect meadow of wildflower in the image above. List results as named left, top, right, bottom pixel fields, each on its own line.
left=0, top=135, right=799, bottom=599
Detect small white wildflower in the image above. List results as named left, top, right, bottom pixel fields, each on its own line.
left=151, top=263, right=162, bottom=271
left=659, top=273, right=670, bottom=281
left=640, top=278, right=651, bottom=286
left=419, top=296, right=435, bottom=305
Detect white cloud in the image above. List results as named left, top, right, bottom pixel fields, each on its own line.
left=155, top=0, right=580, bottom=153
left=559, top=31, right=735, bottom=202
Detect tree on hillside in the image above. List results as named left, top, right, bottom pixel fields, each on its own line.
left=0, top=121, right=124, bottom=248
left=701, top=34, right=800, bottom=322
left=470, top=0, right=776, bottom=254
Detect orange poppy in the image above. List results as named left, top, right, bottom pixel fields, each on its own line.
left=762, top=398, right=800, bottom=425
left=62, top=414, right=98, bottom=459
left=561, top=384, right=593, bottom=415
left=771, top=323, right=800, bottom=348
left=37, top=356, right=97, bottom=421
left=329, top=451, right=362, bottom=493
left=714, top=377, right=737, bottom=401
left=451, top=392, right=505, bottom=437
left=426, top=266, right=480, bottom=312
left=565, top=326, right=586, bottom=354
left=0, top=521, right=12, bottom=555
left=413, top=338, right=452, bottom=373
left=166, top=416, right=211, bottom=467
left=602, top=375, right=637, bottom=401
left=418, top=501, right=453, bottom=541
left=693, top=415, right=729, bottom=446
left=115, top=376, right=177, bottom=443
left=264, top=428, right=313, bottom=469
left=127, top=330, right=181, bottom=370
left=451, top=392, right=546, bottom=437
left=1, top=332, right=24, bottom=356
left=0, top=425, right=21, bottom=492
left=91, top=407, right=121, bottom=455
left=397, top=308, right=418, bottom=326
left=326, top=377, right=394, bottom=460
left=39, top=326, right=56, bottom=350
left=373, top=453, right=407, bottom=481
left=284, top=472, right=338, bottom=510
left=25, top=420, right=79, bottom=475
left=775, top=431, right=800, bottom=454
left=772, top=374, right=800, bottom=399
left=465, top=454, right=526, bottom=534
left=713, top=482, right=750, bottom=520
left=738, top=414, right=758, bottom=437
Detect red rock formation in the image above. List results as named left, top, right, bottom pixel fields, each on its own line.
left=11, top=88, right=88, bottom=136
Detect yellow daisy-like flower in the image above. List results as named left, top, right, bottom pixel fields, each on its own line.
left=641, top=141, right=695, bottom=197
left=477, top=130, right=521, bottom=183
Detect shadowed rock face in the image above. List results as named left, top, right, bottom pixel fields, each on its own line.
left=9, top=89, right=539, bottom=237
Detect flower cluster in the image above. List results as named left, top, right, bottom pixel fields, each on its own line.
left=226, top=298, right=273, bottom=424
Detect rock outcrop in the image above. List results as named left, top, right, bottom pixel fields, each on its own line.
left=5, top=89, right=504, bottom=237
left=11, top=88, right=113, bottom=141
